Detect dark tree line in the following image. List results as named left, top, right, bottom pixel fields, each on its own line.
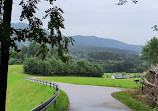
left=23, top=57, right=104, bottom=77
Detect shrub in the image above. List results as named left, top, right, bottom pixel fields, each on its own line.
left=23, top=58, right=38, bottom=75
left=37, top=61, right=52, bottom=76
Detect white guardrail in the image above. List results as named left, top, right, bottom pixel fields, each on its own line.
left=24, top=77, right=60, bottom=111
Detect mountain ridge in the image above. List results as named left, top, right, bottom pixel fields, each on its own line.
left=71, top=35, right=142, bottom=52
left=11, top=22, right=142, bottom=53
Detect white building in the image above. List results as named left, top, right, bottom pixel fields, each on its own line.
left=111, top=74, right=122, bottom=79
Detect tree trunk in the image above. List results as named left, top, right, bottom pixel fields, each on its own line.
left=0, top=0, right=13, bottom=110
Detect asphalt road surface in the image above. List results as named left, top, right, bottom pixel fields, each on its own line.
left=57, top=82, right=132, bottom=111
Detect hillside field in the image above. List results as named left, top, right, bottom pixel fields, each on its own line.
left=6, top=65, right=69, bottom=111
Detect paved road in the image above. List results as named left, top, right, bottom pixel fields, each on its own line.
left=57, top=82, right=131, bottom=111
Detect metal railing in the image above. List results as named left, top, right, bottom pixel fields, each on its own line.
left=24, top=77, right=60, bottom=111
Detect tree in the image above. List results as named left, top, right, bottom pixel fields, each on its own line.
left=141, top=37, right=158, bottom=65
left=0, top=0, right=74, bottom=110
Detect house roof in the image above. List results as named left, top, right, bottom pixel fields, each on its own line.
left=143, top=72, right=147, bottom=76
left=128, top=75, right=133, bottom=77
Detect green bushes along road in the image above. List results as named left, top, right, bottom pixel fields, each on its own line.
left=24, top=57, right=104, bottom=77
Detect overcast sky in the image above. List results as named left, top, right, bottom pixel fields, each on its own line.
left=12, top=0, right=158, bottom=45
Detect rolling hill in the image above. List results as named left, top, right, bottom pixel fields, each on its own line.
left=71, top=35, right=142, bottom=53
left=11, top=23, right=142, bottom=53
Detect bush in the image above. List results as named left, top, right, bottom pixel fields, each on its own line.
left=23, top=58, right=38, bottom=75
left=37, top=61, right=52, bottom=76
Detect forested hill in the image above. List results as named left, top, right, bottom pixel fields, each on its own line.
left=11, top=23, right=142, bottom=52
left=71, top=35, right=142, bottom=53
left=69, top=45, right=139, bottom=57
left=11, top=23, right=142, bottom=54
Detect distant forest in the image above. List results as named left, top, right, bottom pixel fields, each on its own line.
left=10, top=43, right=150, bottom=73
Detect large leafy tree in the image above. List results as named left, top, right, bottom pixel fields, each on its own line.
left=141, top=37, right=158, bottom=65
left=0, top=0, right=74, bottom=110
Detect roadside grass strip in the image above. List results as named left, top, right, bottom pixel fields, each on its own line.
left=113, top=91, right=154, bottom=111
left=6, top=65, right=69, bottom=111
left=40, top=76, right=140, bottom=88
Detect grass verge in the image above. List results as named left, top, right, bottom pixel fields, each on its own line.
left=6, top=65, right=69, bottom=111
left=46, top=90, right=69, bottom=111
left=40, top=76, right=140, bottom=88
left=113, top=91, right=153, bottom=111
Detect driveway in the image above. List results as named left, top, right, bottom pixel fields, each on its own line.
left=57, top=82, right=131, bottom=111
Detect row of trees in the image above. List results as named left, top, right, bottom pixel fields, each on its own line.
left=23, top=57, right=104, bottom=77
left=9, top=42, right=150, bottom=73
left=101, top=61, right=150, bottom=73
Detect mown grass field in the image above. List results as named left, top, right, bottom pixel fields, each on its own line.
left=40, top=76, right=140, bottom=88
left=6, top=65, right=69, bottom=111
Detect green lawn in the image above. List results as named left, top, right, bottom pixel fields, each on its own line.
left=113, top=91, right=153, bottom=111
left=6, top=65, right=69, bottom=111
left=40, top=76, right=140, bottom=88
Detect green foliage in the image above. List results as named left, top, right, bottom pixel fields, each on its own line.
left=141, top=37, right=158, bottom=65
left=0, top=0, right=74, bottom=67
left=47, top=90, right=69, bottom=111
left=38, top=60, right=52, bottom=76
left=23, top=58, right=38, bottom=75
left=24, top=57, right=104, bottom=77
left=70, top=45, right=150, bottom=73
left=10, top=43, right=150, bottom=73
left=26, top=43, right=41, bottom=58
left=101, top=61, right=148, bottom=73
left=122, top=72, right=126, bottom=76
left=9, top=58, right=23, bottom=65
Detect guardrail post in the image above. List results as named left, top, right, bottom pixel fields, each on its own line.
left=50, top=82, right=51, bottom=88
left=53, top=83, right=54, bottom=88
left=54, top=93, right=56, bottom=104
left=56, top=86, right=58, bottom=91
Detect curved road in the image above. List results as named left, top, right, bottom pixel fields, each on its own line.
left=57, top=82, right=131, bottom=111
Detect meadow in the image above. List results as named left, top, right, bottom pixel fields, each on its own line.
left=6, top=65, right=69, bottom=111
left=40, top=76, right=141, bottom=88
